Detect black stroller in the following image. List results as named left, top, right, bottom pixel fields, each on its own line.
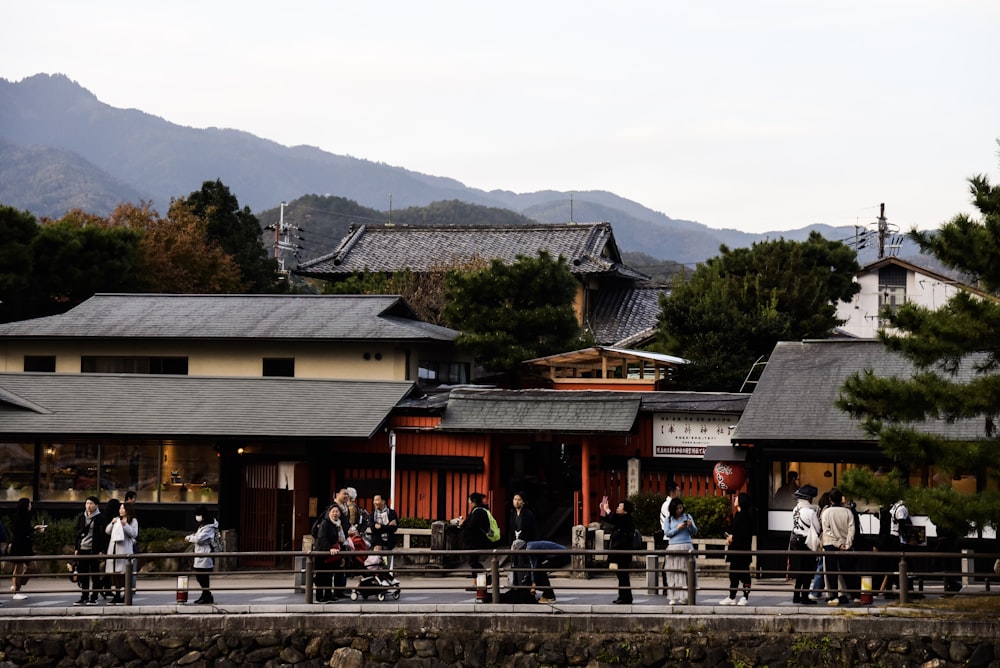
left=350, top=553, right=400, bottom=601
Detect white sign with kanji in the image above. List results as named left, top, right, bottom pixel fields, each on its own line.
left=652, top=413, right=739, bottom=458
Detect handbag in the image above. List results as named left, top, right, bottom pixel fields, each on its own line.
left=806, top=526, right=821, bottom=552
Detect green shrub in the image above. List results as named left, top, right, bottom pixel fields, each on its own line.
left=626, top=493, right=731, bottom=539
left=397, top=517, right=432, bottom=547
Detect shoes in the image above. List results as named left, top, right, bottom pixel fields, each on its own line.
left=110, top=594, right=124, bottom=605
left=73, top=597, right=87, bottom=606
left=196, top=597, right=214, bottom=605
left=800, top=597, right=817, bottom=605
left=667, top=599, right=677, bottom=605
left=86, top=599, right=99, bottom=605
left=807, top=593, right=820, bottom=601
left=611, top=598, right=632, bottom=604
left=12, top=593, right=28, bottom=600
left=827, top=596, right=850, bottom=606
left=538, top=597, right=556, bottom=603
left=737, top=598, right=748, bottom=606
left=719, top=597, right=737, bottom=606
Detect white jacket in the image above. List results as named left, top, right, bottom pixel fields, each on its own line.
left=186, top=520, right=219, bottom=569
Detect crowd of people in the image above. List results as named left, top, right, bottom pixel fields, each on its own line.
left=1, top=491, right=219, bottom=607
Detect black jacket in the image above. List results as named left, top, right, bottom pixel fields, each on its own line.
left=74, top=510, right=111, bottom=553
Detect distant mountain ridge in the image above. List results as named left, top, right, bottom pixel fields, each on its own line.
left=0, top=73, right=908, bottom=265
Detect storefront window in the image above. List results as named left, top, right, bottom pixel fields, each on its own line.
left=769, top=461, right=871, bottom=509
left=22, top=439, right=219, bottom=505
left=0, top=442, right=35, bottom=501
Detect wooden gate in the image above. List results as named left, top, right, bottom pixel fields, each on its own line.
left=241, top=462, right=278, bottom=567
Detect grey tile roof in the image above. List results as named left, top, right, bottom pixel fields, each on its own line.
left=435, top=388, right=643, bottom=434
left=589, top=285, right=667, bottom=346
left=0, top=373, right=414, bottom=439
left=0, top=294, right=458, bottom=341
left=732, top=340, right=990, bottom=444
left=295, top=222, right=649, bottom=281
left=639, top=391, right=750, bottom=415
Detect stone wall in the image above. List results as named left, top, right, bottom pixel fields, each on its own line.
left=0, top=613, right=998, bottom=667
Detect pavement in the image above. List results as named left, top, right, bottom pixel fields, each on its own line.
left=0, top=569, right=989, bottom=616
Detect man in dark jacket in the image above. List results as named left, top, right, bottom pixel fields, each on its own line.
left=460, top=492, right=493, bottom=583
left=73, top=495, right=110, bottom=605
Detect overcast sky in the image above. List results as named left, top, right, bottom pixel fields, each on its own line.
left=5, top=1, right=999, bottom=234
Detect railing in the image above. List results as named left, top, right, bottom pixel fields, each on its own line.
left=1, top=546, right=996, bottom=607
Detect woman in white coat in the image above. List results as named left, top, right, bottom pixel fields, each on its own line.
left=185, top=505, right=219, bottom=605
left=104, top=503, right=138, bottom=604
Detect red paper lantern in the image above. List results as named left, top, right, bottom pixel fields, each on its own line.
left=713, top=461, right=747, bottom=491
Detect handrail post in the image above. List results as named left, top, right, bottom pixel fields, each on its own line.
left=490, top=553, right=500, bottom=604
left=686, top=552, right=697, bottom=606
left=304, top=553, right=314, bottom=604
left=124, top=558, right=134, bottom=606
left=898, top=555, right=909, bottom=604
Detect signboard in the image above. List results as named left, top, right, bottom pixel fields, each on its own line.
left=653, top=413, right=739, bottom=458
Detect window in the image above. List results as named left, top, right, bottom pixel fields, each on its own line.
left=24, top=355, right=56, bottom=372
left=81, top=356, right=188, bottom=374
left=418, top=360, right=470, bottom=385
left=263, top=358, right=295, bottom=377
left=879, top=265, right=907, bottom=315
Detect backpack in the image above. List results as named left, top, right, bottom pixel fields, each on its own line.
left=310, top=515, right=323, bottom=540
left=211, top=528, right=224, bottom=553
left=483, top=508, right=501, bottom=543
left=355, top=508, right=371, bottom=535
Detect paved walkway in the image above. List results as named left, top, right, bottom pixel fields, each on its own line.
left=0, top=570, right=989, bottom=616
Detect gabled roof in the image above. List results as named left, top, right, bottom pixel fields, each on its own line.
left=857, top=257, right=997, bottom=302
left=0, top=373, right=414, bottom=439
left=0, top=294, right=458, bottom=342
left=435, top=388, right=643, bottom=433
left=295, top=222, right=649, bottom=281
left=732, top=339, right=990, bottom=444
left=589, top=284, right=667, bottom=346
left=525, top=346, right=687, bottom=370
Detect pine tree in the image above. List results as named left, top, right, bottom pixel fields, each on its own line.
left=837, top=152, right=1000, bottom=536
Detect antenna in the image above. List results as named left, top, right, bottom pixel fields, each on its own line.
left=265, top=201, right=304, bottom=274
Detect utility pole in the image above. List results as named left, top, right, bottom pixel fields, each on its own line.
left=877, top=202, right=887, bottom=260
left=266, top=202, right=304, bottom=274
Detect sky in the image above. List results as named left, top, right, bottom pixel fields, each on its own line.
left=4, top=1, right=999, bottom=234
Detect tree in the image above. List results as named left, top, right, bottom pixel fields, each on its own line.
left=837, top=160, right=1000, bottom=537
left=30, top=209, right=142, bottom=305
left=656, top=232, right=860, bottom=391
left=129, top=200, right=245, bottom=293
left=181, top=180, right=280, bottom=292
left=0, top=205, right=39, bottom=321
left=442, top=250, right=581, bottom=376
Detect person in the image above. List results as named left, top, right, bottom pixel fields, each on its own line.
left=820, top=488, right=855, bottom=606
left=663, top=497, right=698, bottom=605
left=332, top=488, right=351, bottom=526
left=73, top=495, right=110, bottom=605
left=10, top=498, right=44, bottom=600
left=658, top=480, right=679, bottom=592
left=370, top=494, right=399, bottom=551
left=345, top=487, right=367, bottom=533
left=720, top=492, right=753, bottom=606
left=789, top=484, right=820, bottom=604
left=808, top=492, right=832, bottom=601
left=600, top=497, right=636, bottom=604
left=313, top=504, right=347, bottom=602
left=773, top=471, right=800, bottom=509
left=184, top=504, right=218, bottom=605
left=879, top=498, right=915, bottom=597
left=95, top=497, right=121, bottom=600
left=104, top=502, right=138, bottom=604
left=508, top=492, right=539, bottom=544
left=459, top=492, right=494, bottom=585
left=510, top=539, right=569, bottom=603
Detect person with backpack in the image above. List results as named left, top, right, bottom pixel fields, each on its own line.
left=460, top=492, right=497, bottom=586
left=184, top=505, right=218, bottom=605
left=599, top=497, right=637, bottom=605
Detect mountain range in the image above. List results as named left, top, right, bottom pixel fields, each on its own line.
left=0, top=73, right=907, bottom=266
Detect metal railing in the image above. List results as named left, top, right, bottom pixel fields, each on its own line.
left=1, top=546, right=996, bottom=606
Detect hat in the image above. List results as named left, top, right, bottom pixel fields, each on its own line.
left=794, top=484, right=818, bottom=500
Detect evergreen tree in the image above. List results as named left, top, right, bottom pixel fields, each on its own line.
left=181, top=180, right=280, bottom=292
left=0, top=205, right=39, bottom=322
left=656, top=232, right=860, bottom=391
left=837, top=159, right=1000, bottom=536
left=442, top=250, right=580, bottom=375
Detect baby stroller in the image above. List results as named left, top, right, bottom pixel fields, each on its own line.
left=350, top=553, right=400, bottom=601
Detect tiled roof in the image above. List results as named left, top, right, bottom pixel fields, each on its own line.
left=589, top=285, right=667, bottom=346
left=0, top=373, right=414, bottom=439
left=295, top=222, right=649, bottom=281
left=0, top=294, right=458, bottom=342
left=733, top=340, right=990, bottom=443
left=639, top=391, right=750, bottom=415
left=435, top=388, right=643, bottom=434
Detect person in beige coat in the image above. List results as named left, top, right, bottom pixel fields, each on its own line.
left=104, top=503, right=138, bottom=604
